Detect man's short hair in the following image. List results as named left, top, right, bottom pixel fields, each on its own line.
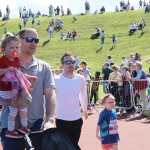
left=61, top=52, right=73, bottom=64
left=105, top=62, right=109, bottom=67
left=80, top=61, right=87, bottom=66
left=19, top=28, right=37, bottom=38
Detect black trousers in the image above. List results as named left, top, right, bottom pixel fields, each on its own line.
left=56, top=118, right=83, bottom=144
left=90, top=89, right=98, bottom=104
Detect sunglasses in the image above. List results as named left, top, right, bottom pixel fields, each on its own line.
left=21, top=37, right=39, bottom=43
left=113, top=68, right=117, bottom=70
left=63, top=60, right=76, bottom=65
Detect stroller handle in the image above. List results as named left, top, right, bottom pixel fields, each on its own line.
left=24, top=131, right=42, bottom=150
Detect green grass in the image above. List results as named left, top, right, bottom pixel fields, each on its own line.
left=0, top=10, right=150, bottom=76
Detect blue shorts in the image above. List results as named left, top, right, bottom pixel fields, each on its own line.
left=1, top=118, right=44, bottom=150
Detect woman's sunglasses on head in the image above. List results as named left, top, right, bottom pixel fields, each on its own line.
left=20, top=37, right=39, bottom=43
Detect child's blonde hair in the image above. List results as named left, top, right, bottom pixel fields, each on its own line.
left=1, top=33, right=19, bottom=55
left=99, top=94, right=115, bottom=105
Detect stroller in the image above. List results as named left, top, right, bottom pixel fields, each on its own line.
left=25, top=128, right=81, bottom=150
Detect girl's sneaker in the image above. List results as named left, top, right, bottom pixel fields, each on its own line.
left=5, top=130, right=24, bottom=138
left=18, top=126, right=30, bottom=134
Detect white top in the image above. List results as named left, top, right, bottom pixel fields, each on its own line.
left=54, top=73, right=87, bottom=121
left=49, top=26, right=53, bottom=31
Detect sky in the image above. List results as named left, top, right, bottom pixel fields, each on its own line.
left=0, top=0, right=142, bottom=18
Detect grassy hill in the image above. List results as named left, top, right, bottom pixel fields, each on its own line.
left=0, top=10, right=150, bottom=76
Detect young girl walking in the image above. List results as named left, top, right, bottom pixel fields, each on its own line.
left=0, top=34, right=37, bottom=138
left=96, top=94, right=120, bottom=150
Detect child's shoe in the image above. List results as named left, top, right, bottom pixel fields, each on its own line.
left=5, top=130, right=24, bottom=138
left=18, top=126, right=30, bottom=134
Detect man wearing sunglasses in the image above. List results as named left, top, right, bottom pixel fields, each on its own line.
left=0, top=28, right=56, bottom=150
left=54, top=52, right=88, bottom=144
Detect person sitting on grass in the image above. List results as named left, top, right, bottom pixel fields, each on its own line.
left=115, top=6, right=119, bottom=12
left=92, top=28, right=101, bottom=38
left=66, top=29, right=72, bottom=40
left=72, top=29, right=77, bottom=40
left=59, top=32, right=64, bottom=41
left=93, top=10, right=98, bottom=15
left=129, top=22, right=138, bottom=34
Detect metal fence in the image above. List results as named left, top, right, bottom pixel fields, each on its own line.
left=87, top=79, right=149, bottom=116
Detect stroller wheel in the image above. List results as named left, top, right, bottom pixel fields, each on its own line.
left=136, top=105, right=142, bottom=113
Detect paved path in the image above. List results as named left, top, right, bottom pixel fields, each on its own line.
left=0, top=108, right=149, bottom=150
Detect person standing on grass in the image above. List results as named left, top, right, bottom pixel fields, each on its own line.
left=19, top=7, right=22, bottom=18
left=23, top=18, right=27, bottom=27
left=54, top=52, right=88, bottom=144
left=143, top=0, right=146, bottom=9
left=96, top=94, right=120, bottom=150
left=112, top=34, right=116, bottom=47
left=139, top=0, right=143, bottom=9
left=100, top=30, right=105, bottom=47
left=6, top=5, right=10, bottom=18
left=32, top=17, right=35, bottom=27
left=18, top=22, right=22, bottom=30
left=49, top=24, right=54, bottom=39
left=37, top=20, right=40, bottom=32
left=127, top=0, right=130, bottom=10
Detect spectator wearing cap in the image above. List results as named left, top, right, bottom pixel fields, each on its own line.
left=121, top=56, right=128, bottom=67
left=80, top=61, right=90, bottom=76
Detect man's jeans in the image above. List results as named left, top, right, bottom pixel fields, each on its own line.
left=1, top=118, right=44, bottom=150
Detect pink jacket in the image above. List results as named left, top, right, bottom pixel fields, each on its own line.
left=2, top=69, right=31, bottom=101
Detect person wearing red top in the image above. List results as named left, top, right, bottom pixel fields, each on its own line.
left=72, top=29, right=77, bottom=39
left=0, top=34, right=37, bottom=138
